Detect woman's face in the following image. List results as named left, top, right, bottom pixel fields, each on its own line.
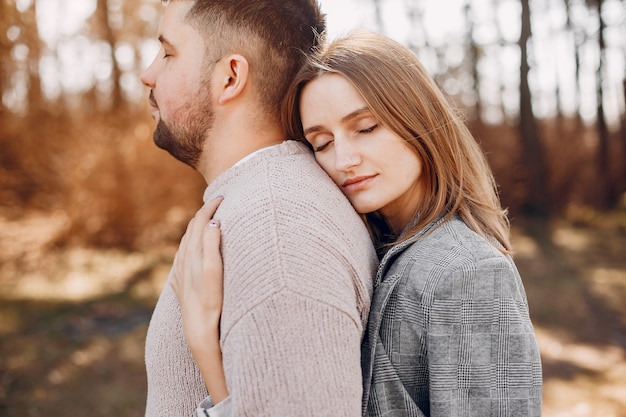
left=300, top=73, right=423, bottom=231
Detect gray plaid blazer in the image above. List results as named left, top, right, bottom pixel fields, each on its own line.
left=361, top=216, right=543, bottom=417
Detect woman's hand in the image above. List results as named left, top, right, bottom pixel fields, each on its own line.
left=171, top=196, right=229, bottom=403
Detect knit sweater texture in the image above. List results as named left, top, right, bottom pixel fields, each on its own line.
left=144, top=141, right=377, bottom=417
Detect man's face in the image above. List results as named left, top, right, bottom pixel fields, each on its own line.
left=140, top=1, right=214, bottom=169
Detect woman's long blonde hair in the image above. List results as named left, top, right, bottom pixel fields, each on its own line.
left=284, top=31, right=512, bottom=253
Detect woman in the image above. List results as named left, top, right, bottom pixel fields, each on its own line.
left=172, top=31, right=543, bottom=417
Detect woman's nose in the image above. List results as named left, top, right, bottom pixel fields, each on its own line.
left=333, top=137, right=361, bottom=172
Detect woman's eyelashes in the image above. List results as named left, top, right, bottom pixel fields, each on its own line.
left=307, top=123, right=379, bottom=152
left=308, top=121, right=378, bottom=152
left=358, top=124, right=378, bottom=134
left=314, top=140, right=332, bottom=152
left=305, top=133, right=331, bottom=152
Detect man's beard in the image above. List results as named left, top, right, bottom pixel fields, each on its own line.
left=152, top=80, right=214, bottom=169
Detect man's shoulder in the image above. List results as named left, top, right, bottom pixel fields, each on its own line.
left=215, top=146, right=376, bottom=334
left=221, top=142, right=334, bottom=186
left=258, top=144, right=339, bottom=194
left=218, top=147, right=355, bottom=220
left=212, top=142, right=374, bottom=262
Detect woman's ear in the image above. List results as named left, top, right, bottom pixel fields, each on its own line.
left=217, top=54, right=249, bottom=105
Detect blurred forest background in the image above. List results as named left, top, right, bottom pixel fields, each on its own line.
left=0, top=0, right=625, bottom=416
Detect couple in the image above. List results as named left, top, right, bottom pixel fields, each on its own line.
left=140, top=1, right=543, bottom=416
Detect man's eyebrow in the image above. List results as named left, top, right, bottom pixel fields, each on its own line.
left=158, top=34, right=174, bottom=47
left=303, top=106, right=371, bottom=137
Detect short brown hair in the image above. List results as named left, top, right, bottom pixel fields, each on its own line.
left=285, top=31, right=511, bottom=253
left=171, top=0, right=325, bottom=124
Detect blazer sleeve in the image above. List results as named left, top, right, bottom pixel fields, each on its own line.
left=197, top=396, right=232, bottom=417
left=427, top=254, right=543, bottom=417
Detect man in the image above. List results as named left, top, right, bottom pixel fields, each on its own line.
left=139, top=1, right=377, bottom=416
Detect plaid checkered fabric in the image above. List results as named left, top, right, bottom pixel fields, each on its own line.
left=362, top=216, right=543, bottom=417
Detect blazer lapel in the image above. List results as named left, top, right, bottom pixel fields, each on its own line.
left=361, top=217, right=446, bottom=415
left=361, top=234, right=413, bottom=414
left=361, top=271, right=402, bottom=415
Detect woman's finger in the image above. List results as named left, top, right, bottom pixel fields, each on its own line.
left=170, top=196, right=224, bottom=305
left=195, top=196, right=224, bottom=224
left=202, top=219, right=224, bottom=310
left=186, top=196, right=224, bottom=258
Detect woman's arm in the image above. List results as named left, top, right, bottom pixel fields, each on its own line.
left=427, top=253, right=542, bottom=416
left=170, top=196, right=230, bottom=404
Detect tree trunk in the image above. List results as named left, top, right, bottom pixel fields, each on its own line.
left=371, top=0, right=384, bottom=32
left=0, top=0, right=10, bottom=118
left=95, top=0, right=123, bottom=110
left=23, top=2, right=43, bottom=114
left=564, top=0, right=582, bottom=123
left=621, top=77, right=626, bottom=198
left=518, top=0, right=549, bottom=216
left=595, top=0, right=616, bottom=208
left=464, top=1, right=481, bottom=121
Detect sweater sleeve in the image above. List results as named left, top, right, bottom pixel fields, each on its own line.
left=222, top=289, right=364, bottom=416
left=213, top=179, right=374, bottom=416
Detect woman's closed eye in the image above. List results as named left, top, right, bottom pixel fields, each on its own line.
left=313, top=140, right=332, bottom=152
left=306, top=132, right=334, bottom=153
left=358, top=124, right=378, bottom=134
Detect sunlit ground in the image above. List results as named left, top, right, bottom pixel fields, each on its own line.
left=1, top=208, right=625, bottom=417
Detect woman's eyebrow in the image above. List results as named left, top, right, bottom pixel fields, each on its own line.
left=303, top=107, right=372, bottom=136
left=340, top=107, right=370, bottom=123
left=303, top=125, right=322, bottom=136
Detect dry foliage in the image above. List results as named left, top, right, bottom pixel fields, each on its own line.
left=1, top=107, right=623, bottom=250
left=1, top=106, right=206, bottom=250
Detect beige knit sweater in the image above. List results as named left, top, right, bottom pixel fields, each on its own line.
left=145, top=141, right=377, bottom=417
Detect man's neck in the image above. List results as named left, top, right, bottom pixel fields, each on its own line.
left=197, top=123, right=285, bottom=185
left=232, top=143, right=281, bottom=168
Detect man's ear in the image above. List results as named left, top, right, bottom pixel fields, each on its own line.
left=217, top=54, right=249, bottom=105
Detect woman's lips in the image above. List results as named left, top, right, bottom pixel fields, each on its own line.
left=341, top=175, right=376, bottom=193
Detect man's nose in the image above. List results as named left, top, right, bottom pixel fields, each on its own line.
left=140, top=56, right=157, bottom=88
